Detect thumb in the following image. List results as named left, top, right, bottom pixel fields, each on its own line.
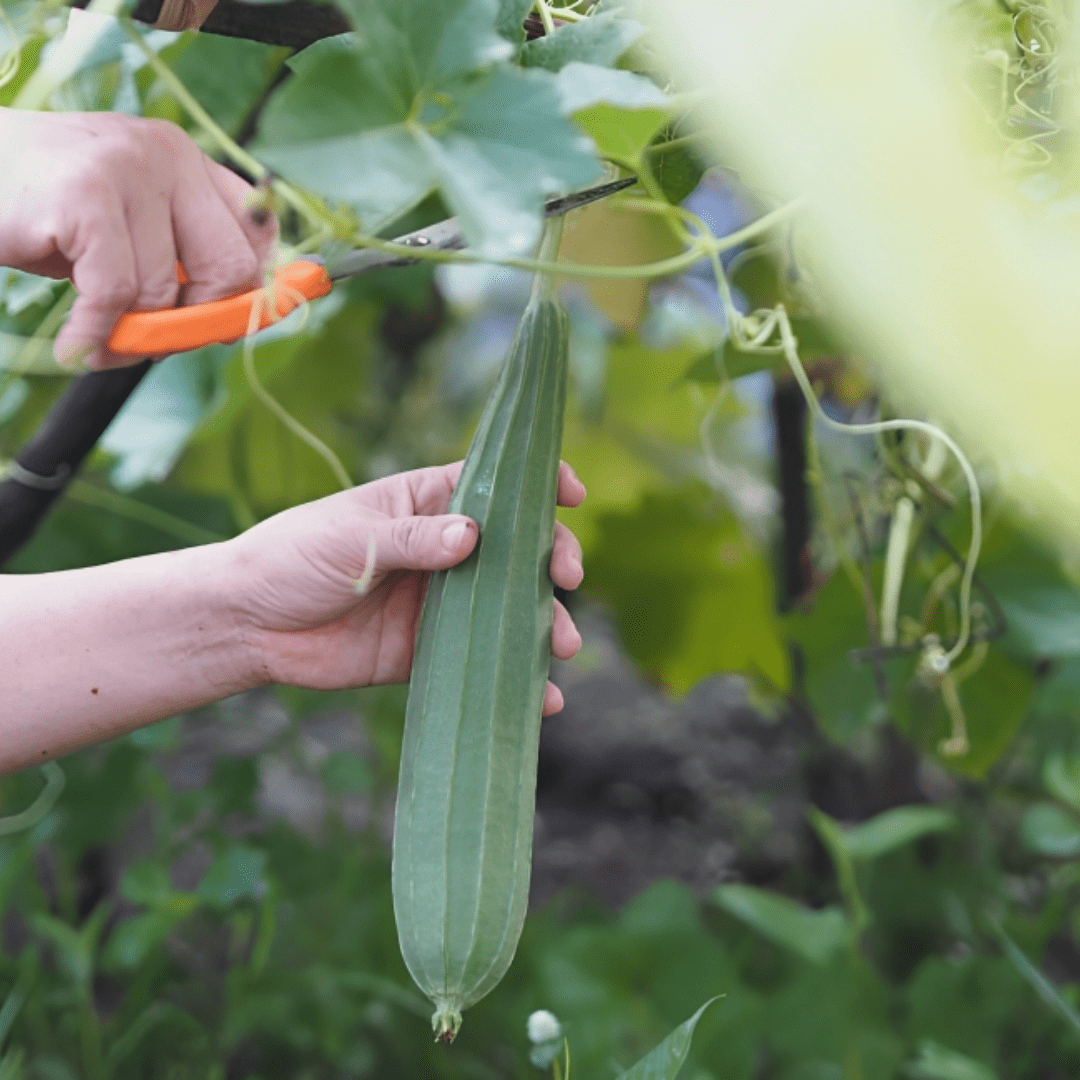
left=372, top=514, right=479, bottom=574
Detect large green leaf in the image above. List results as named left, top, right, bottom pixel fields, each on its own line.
left=167, top=32, right=289, bottom=137
left=561, top=64, right=668, bottom=163
left=977, top=519, right=1080, bottom=661
left=615, top=998, right=719, bottom=1080
left=786, top=573, right=886, bottom=742
left=1043, top=752, right=1080, bottom=809
left=494, top=0, right=532, bottom=46
left=712, top=884, right=851, bottom=966
left=521, top=12, right=644, bottom=71
left=254, top=2, right=601, bottom=254
left=893, top=648, right=1033, bottom=779
left=584, top=487, right=789, bottom=692
left=174, top=301, right=373, bottom=516
left=101, top=346, right=231, bottom=491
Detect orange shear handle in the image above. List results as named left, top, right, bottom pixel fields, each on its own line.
left=106, top=260, right=334, bottom=357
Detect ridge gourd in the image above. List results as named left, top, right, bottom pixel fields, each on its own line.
left=392, top=222, right=569, bottom=1042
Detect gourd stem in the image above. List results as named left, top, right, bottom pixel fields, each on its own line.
left=530, top=218, right=565, bottom=306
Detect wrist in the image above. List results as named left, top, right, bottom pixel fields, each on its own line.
left=198, top=538, right=274, bottom=692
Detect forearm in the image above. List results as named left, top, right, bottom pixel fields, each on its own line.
left=0, top=544, right=261, bottom=772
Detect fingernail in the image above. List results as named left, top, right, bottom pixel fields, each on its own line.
left=442, top=520, right=470, bottom=551
left=570, top=558, right=584, bottom=584
left=56, top=342, right=96, bottom=371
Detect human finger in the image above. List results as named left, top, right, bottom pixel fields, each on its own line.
left=550, top=520, right=584, bottom=591
left=367, top=463, right=462, bottom=519
left=556, top=461, right=586, bottom=507
left=171, top=146, right=263, bottom=307
left=382, top=458, right=581, bottom=520
left=551, top=597, right=582, bottom=661
left=89, top=185, right=180, bottom=370
left=124, top=170, right=181, bottom=315
left=369, top=513, right=479, bottom=575
left=542, top=681, right=565, bottom=716
left=205, top=160, right=278, bottom=271
left=54, top=188, right=138, bottom=371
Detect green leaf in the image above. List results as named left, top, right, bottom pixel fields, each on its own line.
left=335, top=0, right=513, bottom=85
left=256, top=1, right=600, bottom=254
left=584, top=488, right=789, bottom=693
left=197, top=844, right=268, bottom=907
left=978, top=523, right=1080, bottom=660
left=711, top=884, right=851, bottom=965
left=557, top=66, right=665, bottom=114
left=167, top=33, right=289, bottom=137
left=895, top=648, right=1033, bottom=778
left=495, top=0, right=533, bottom=46
left=175, top=302, right=374, bottom=515
left=908, top=1040, right=998, bottom=1080
left=101, top=346, right=230, bottom=491
left=838, top=807, right=956, bottom=861
left=104, top=911, right=183, bottom=970
left=615, top=998, right=720, bottom=1080
left=521, top=12, right=644, bottom=71
left=418, top=67, right=600, bottom=254
left=786, top=573, right=885, bottom=742
left=1043, top=752, right=1080, bottom=809
left=29, top=906, right=107, bottom=987
left=1020, top=804, right=1080, bottom=858
left=120, top=860, right=172, bottom=907
left=651, top=140, right=706, bottom=206
left=559, top=64, right=668, bottom=162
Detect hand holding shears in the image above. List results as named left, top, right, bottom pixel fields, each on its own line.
left=105, top=176, right=635, bottom=358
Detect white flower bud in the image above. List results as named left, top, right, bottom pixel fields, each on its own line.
left=527, top=1010, right=562, bottom=1045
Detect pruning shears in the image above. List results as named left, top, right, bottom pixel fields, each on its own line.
left=106, top=177, right=637, bottom=358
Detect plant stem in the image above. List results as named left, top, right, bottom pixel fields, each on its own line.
left=534, top=0, right=556, bottom=35
left=531, top=217, right=565, bottom=304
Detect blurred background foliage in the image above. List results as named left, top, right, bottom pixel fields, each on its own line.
left=2, top=1, right=1080, bottom=1077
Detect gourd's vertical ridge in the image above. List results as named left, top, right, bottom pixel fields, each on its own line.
left=444, top=300, right=548, bottom=990
left=453, top=307, right=548, bottom=994
left=437, top=329, right=536, bottom=994
left=460, top=302, right=567, bottom=1003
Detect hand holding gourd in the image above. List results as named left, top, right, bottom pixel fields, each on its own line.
left=226, top=460, right=586, bottom=714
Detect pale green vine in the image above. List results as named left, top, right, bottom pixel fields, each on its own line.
left=0, top=762, right=65, bottom=837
